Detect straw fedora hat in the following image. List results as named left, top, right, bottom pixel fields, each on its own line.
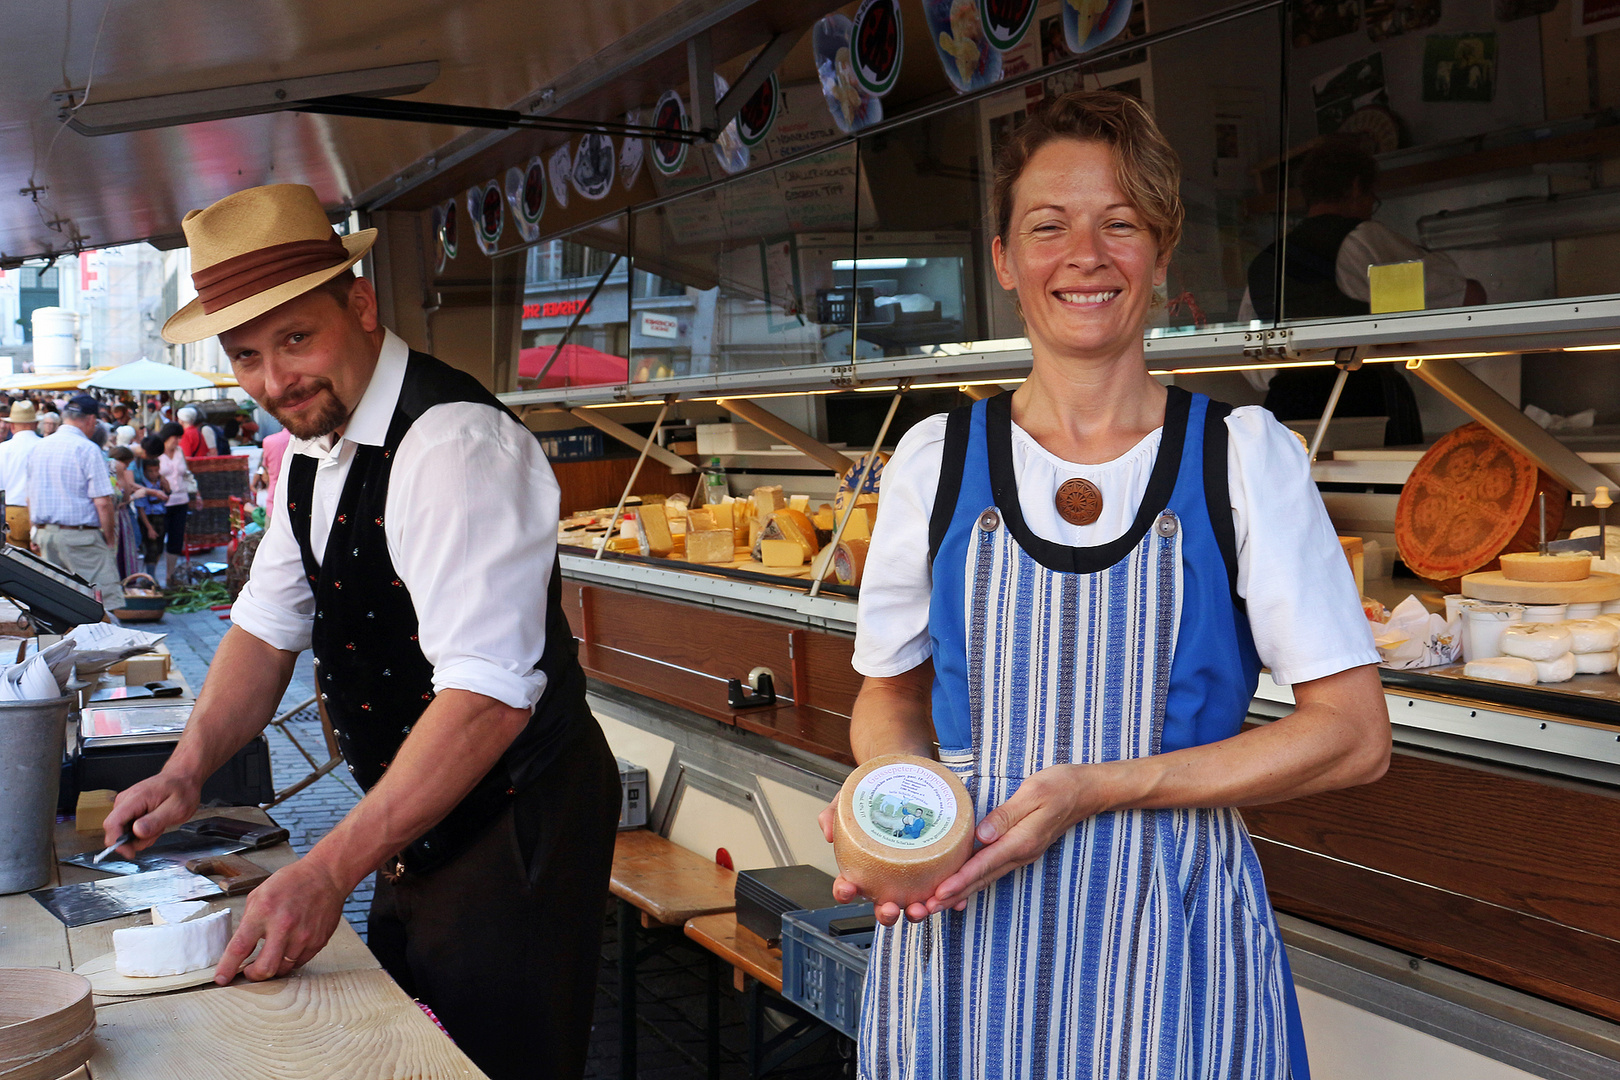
left=161, top=184, right=376, bottom=345
left=6, top=401, right=36, bottom=424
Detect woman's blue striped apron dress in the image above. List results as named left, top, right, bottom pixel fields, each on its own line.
left=860, top=388, right=1311, bottom=1079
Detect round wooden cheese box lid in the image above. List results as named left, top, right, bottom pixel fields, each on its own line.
left=1395, top=423, right=1565, bottom=590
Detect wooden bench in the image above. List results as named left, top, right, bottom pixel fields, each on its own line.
left=685, top=911, right=848, bottom=1077
left=609, top=829, right=736, bottom=1080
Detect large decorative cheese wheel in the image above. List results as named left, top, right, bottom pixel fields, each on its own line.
left=1499, top=553, right=1590, bottom=582
left=1395, top=423, right=1566, bottom=592
left=832, top=754, right=974, bottom=907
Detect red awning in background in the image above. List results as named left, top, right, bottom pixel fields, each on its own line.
left=518, top=343, right=628, bottom=388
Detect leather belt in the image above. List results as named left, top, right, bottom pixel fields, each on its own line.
left=36, top=523, right=98, bottom=530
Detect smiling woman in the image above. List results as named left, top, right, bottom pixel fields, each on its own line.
left=831, top=91, right=1392, bottom=1080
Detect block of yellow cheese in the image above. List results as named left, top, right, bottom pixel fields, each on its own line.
left=759, top=538, right=805, bottom=568
left=688, top=508, right=716, bottom=533
left=686, top=529, right=736, bottom=565
left=636, top=504, right=675, bottom=558
left=76, top=788, right=117, bottom=834
left=752, top=486, right=786, bottom=523
left=813, top=506, right=836, bottom=532
left=832, top=754, right=975, bottom=907
left=839, top=505, right=873, bottom=542
left=788, top=494, right=810, bottom=513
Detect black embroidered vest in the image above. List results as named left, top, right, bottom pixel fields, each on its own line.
left=287, top=350, right=588, bottom=874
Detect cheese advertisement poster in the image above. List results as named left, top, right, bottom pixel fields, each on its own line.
left=853, top=763, right=958, bottom=850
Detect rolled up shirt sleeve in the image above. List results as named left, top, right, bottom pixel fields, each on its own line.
left=229, top=451, right=316, bottom=653
left=386, top=402, right=558, bottom=711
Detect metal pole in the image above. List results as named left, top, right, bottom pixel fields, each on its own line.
left=810, top=386, right=904, bottom=598
left=532, top=252, right=622, bottom=387
left=1306, top=366, right=1349, bottom=462
left=595, top=398, right=671, bottom=560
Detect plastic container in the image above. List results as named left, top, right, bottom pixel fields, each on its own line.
left=1566, top=602, right=1603, bottom=621
left=0, top=695, right=73, bottom=893
left=1461, top=602, right=1524, bottom=662
left=616, top=757, right=647, bottom=830
left=1522, top=604, right=1567, bottom=623
left=781, top=904, right=874, bottom=1039
left=30, top=308, right=80, bottom=372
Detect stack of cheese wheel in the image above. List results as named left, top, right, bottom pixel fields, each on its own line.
left=832, top=753, right=975, bottom=908
left=1567, top=619, right=1620, bottom=674
left=1497, top=622, right=1575, bottom=683
left=1395, top=423, right=1565, bottom=592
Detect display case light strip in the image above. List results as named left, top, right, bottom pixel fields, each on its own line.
left=1563, top=343, right=1620, bottom=352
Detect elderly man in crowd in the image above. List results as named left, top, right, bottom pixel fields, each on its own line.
left=28, top=394, right=123, bottom=612
left=0, top=401, right=43, bottom=548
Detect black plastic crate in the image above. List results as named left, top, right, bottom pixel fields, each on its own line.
left=816, top=287, right=875, bottom=326
left=536, top=428, right=605, bottom=462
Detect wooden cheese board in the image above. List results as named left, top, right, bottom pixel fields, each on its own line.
left=1459, top=570, right=1620, bottom=604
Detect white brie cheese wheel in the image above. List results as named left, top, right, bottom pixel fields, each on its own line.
left=113, top=907, right=231, bottom=977
left=1463, top=657, right=1538, bottom=685
left=151, top=900, right=211, bottom=926
left=1564, top=619, right=1620, bottom=654
left=1575, top=649, right=1618, bottom=675
left=833, top=754, right=975, bottom=908
left=1499, top=623, right=1573, bottom=661
left=1534, top=651, right=1578, bottom=684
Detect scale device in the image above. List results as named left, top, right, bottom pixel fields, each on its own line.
left=0, top=535, right=106, bottom=632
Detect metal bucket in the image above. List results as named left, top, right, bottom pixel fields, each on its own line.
left=0, top=696, right=73, bottom=893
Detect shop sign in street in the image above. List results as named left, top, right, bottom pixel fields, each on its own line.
left=638, top=311, right=680, bottom=339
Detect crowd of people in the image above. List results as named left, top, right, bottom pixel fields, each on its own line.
left=0, top=388, right=281, bottom=615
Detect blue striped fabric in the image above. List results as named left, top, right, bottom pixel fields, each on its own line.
left=861, top=504, right=1296, bottom=1080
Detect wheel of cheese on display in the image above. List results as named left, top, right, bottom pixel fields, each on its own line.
left=1499, top=622, right=1572, bottom=662
left=1534, top=651, right=1577, bottom=683
left=1463, top=656, right=1538, bottom=685
left=833, top=538, right=869, bottom=586
left=1394, top=423, right=1566, bottom=591
left=1575, top=649, right=1619, bottom=675
left=1499, top=553, right=1591, bottom=582
left=834, top=452, right=888, bottom=514
left=832, top=754, right=974, bottom=908
left=112, top=905, right=231, bottom=978
left=1566, top=619, right=1620, bottom=654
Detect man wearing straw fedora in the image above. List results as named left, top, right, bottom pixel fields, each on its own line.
left=102, top=184, right=619, bottom=1080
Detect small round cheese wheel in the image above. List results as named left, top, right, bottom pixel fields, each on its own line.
left=1499, top=552, right=1591, bottom=581
left=1565, top=619, right=1620, bottom=654
left=1464, top=656, right=1538, bottom=685
left=1535, top=651, right=1577, bottom=683
left=1499, top=623, right=1573, bottom=661
left=1576, top=649, right=1619, bottom=674
left=834, top=539, right=869, bottom=586
left=833, top=754, right=974, bottom=908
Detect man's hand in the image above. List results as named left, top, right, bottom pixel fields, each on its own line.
left=215, top=859, right=347, bottom=984
left=102, top=772, right=203, bottom=856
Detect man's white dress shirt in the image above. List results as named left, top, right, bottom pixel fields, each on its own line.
left=0, top=430, right=42, bottom=506
left=231, top=330, right=562, bottom=711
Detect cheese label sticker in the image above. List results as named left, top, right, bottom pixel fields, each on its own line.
left=853, top=764, right=956, bottom=850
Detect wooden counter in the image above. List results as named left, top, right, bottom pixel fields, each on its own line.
left=2, top=807, right=485, bottom=1079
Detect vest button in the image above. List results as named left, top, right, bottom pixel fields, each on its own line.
left=338, top=514, right=347, bottom=524
left=978, top=509, right=1001, bottom=532
left=1155, top=512, right=1179, bottom=538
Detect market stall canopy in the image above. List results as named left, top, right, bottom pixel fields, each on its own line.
left=0, top=368, right=113, bottom=391
left=79, top=359, right=213, bottom=392
left=0, top=0, right=831, bottom=261
left=518, top=344, right=628, bottom=388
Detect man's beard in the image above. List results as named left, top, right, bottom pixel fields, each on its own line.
left=266, top=381, right=347, bottom=439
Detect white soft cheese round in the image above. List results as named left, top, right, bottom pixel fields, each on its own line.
left=1499, top=623, right=1573, bottom=661
left=833, top=754, right=974, bottom=908
left=1464, top=657, right=1538, bottom=685
left=1534, top=651, right=1578, bottom=684
left=1565, top=619, right=1620, bottom=654
left=113, top=907, right=231, bottom=977
left=1575, top=649, right=1619, bottom=675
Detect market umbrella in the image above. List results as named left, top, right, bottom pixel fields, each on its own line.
left=517, top=343, right=628, bottom=388
left=0, top=367, right=114, bottom=391
left=79, top=358, right=214, bottom=392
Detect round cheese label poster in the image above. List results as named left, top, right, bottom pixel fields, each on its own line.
left=853, top=764, right=957, bottom=850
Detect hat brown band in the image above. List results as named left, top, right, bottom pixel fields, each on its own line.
left=192, top=235, right=350, bottom=314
